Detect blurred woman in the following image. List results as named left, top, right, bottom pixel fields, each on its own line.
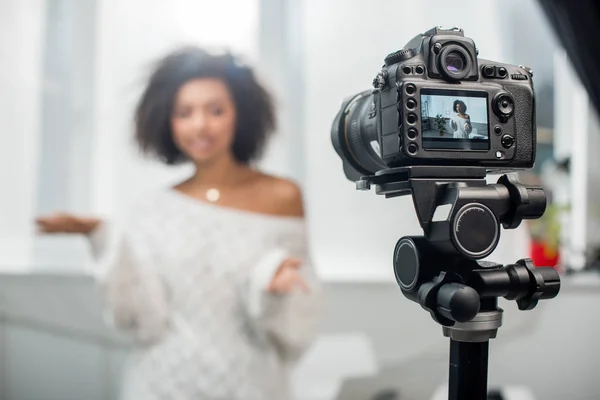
left=36, top=47, right=324, bottom=400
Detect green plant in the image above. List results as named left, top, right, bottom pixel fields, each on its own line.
left=528, top=203, right=570, bottom=255
left=434, top=114, right=447, bottom=136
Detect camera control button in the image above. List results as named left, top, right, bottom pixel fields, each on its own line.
left=407, top=143, right=419, bottom=155
left=493, top=92, right=515, bottom=119
left=407, top=128, right=418, bottom=140
left=501, top=135, right=515, bottom=148
left=483, top=65, right=495, bottom=77
left=495, top=151, right=504, bottom=159
left=494, top=125, right=502, bottom=135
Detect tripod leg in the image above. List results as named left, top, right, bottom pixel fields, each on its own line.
left=448, top=339, right=489, bottom=400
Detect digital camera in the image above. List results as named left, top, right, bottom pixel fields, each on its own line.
left=331, top=26, right=536, bottom=181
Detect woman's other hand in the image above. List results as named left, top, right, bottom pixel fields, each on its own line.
left=464, top=121, right=472, bottom=133
left=267, top=257, right=310, bottom=294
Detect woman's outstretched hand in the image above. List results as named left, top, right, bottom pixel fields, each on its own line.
left=35, top=213, right=101, bottom=235
left=267, top=257, right=310, bottom=294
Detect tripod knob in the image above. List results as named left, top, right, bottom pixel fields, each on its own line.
left=514, top=259, right=561, bottom=310
left=471, top=258, right=561, bottom=310
left=418, top=272, right=481, bottom=325
left=394, top=236, right=448, bottom=296
left=497, top=174, right=547, bottom=229
left=451, top=203, right=500, bottom=259
left=394, top=237, right=421, bottom=291
left=436, top=283, right=481, bottom=323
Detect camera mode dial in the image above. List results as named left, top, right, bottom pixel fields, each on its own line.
left=385, top=49, right=415, bottom=66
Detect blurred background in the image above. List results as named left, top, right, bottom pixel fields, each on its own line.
left=1, top=0, right=599, bottom=399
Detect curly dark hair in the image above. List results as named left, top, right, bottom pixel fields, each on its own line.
left=453, top=99, right=467, bottom=113
left=134, top=46, right=276, bottom=165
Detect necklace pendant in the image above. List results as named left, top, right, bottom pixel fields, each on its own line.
left=206, top=188, right=220, bottom=202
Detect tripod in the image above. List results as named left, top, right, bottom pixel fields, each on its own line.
left=357, top=166, right=561, bottom=400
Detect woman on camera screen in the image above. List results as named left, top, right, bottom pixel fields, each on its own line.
left=450, top=99, right=473, bottom=139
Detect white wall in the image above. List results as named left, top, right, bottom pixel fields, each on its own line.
left=31, top=0, right=99, bottom=270
left=0, top=0, right=46, bottom=270
left=553, top=49, right=600, bottom=271
left=301, top=0, right=532, bottom=281
left=256, top=0, right=307, bottom=183
left=586, top=109, right=600, bottom=254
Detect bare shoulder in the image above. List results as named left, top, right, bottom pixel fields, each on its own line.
left=252, top=172, right=305, bottom=217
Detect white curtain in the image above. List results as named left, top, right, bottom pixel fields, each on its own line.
left=0, top=0, right=46, bottom=270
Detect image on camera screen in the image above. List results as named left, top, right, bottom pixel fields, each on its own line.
left=420, top=89, right=489, bottom=151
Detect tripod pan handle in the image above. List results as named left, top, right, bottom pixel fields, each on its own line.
left=436, top=283, right=481, bottom=323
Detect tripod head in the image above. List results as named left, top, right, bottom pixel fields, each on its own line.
left=357, top=166, right=560, bottom=336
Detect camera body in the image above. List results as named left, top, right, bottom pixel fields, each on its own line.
left=329, top=27, right=561, bottom=394
left=331, top=26, right=536, bottom=180
left=375, top=26, right=535, bottom=169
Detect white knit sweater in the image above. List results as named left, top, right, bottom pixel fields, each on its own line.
left=88, top=188, right=324, bottom=400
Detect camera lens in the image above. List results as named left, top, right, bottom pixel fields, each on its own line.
left=407, top=128, right=418, bottom=140
left=330, top=91, right=388, bottom=180
left=406, top=99, right=417, bottom=110
left=407, top=113, right=418, bottom=124
left=405, top=84, right=416, bottom=95
left=407, top=143, right=418, bottom=155
left=444, top=51, right=465, bottom=73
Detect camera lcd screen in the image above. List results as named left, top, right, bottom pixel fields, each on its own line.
left=420, top=89, right=489, bottom=151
